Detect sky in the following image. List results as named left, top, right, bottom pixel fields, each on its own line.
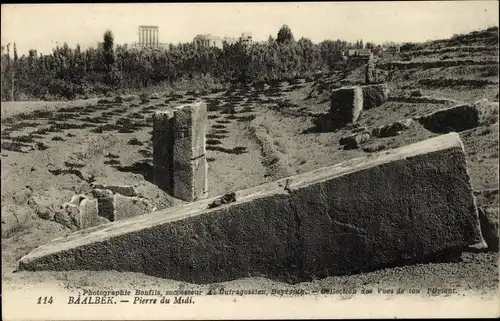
left=1, top=2, right=499, bottom=55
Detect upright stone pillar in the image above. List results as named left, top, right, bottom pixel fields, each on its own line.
left=153, top=110, right=175, bottom=194
left=152, top=102, right=208, bottom=202
left=172, top=102, right=208, bottom=202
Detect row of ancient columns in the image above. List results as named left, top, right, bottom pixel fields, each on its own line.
left=139, top=28, right=159, bottom=47
left=153, top=102, right=208, bottom=202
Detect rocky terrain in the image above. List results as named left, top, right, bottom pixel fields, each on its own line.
left=1, top=28, right=499, bottom=300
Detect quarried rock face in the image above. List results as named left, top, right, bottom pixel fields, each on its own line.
left=18, top=133, right=483, bottom=284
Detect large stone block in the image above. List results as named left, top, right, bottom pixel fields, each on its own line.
left=18, top=133, right=483, bottom=284
left=113, top=194, right=156, bottom=221
left=173, top=156, right=208, bottom=202
left=417, top=104, right=481, bottom=133
left=91, top=184, right=138, bottom=197
left=416, top=99, right=498, bottom=134
left=91, top=189, right=114, bottom=222
left=152, top=110, right=175, bottom=193
left=61, top=198, right=100, bottom=230
left=361, top=83, right=389, bottom=110
left=330, top=86, right=363, bottom=125
left=173, top=102, right=207, bottom=163
left=79, top=198, right=100, bottom=229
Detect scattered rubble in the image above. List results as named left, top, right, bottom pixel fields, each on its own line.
left=371, top=119, right=413, bottom=138
left=208, top=192, right=237, bottom=209
left=365, top=61, right=388, bottom=84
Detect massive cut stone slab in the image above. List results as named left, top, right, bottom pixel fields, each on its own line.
left=152, top=110, right=175, bottom=194
left=18, top=133, right=484, bottom=284
left=330, top=86, right=363, bottom=125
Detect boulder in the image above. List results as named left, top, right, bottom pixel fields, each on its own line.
left=474, top=98, right=499, bottom=126
left=365, top=63, right=388, bottom=85
left=69, top=194, right=87, bottom=206
left=339, top=132, right=371, bottom=150
left=35, top=206, right=54, bottom=221
left=1, top=205, right=35, bottom=236
left=172, top=102, right=208, bottom=202
left=54, top=211, right=77, bottom=231
left=12, top=186, right=33, bottom=205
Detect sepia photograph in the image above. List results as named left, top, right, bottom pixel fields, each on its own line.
left=1, top=2, right=499, bottom=319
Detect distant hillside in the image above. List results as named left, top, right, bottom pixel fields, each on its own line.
left=401, top=26, right=499, bottom=52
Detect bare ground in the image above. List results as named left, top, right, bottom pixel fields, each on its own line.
left=1, top=51, right=499, bottom=301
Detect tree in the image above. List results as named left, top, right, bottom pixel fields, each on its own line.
left=276, top=25, right=294, bottom=44
left=103, top=30, right=115, bottom=71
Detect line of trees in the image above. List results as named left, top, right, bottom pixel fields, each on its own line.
left=1, top=25, right=372, bottom=101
